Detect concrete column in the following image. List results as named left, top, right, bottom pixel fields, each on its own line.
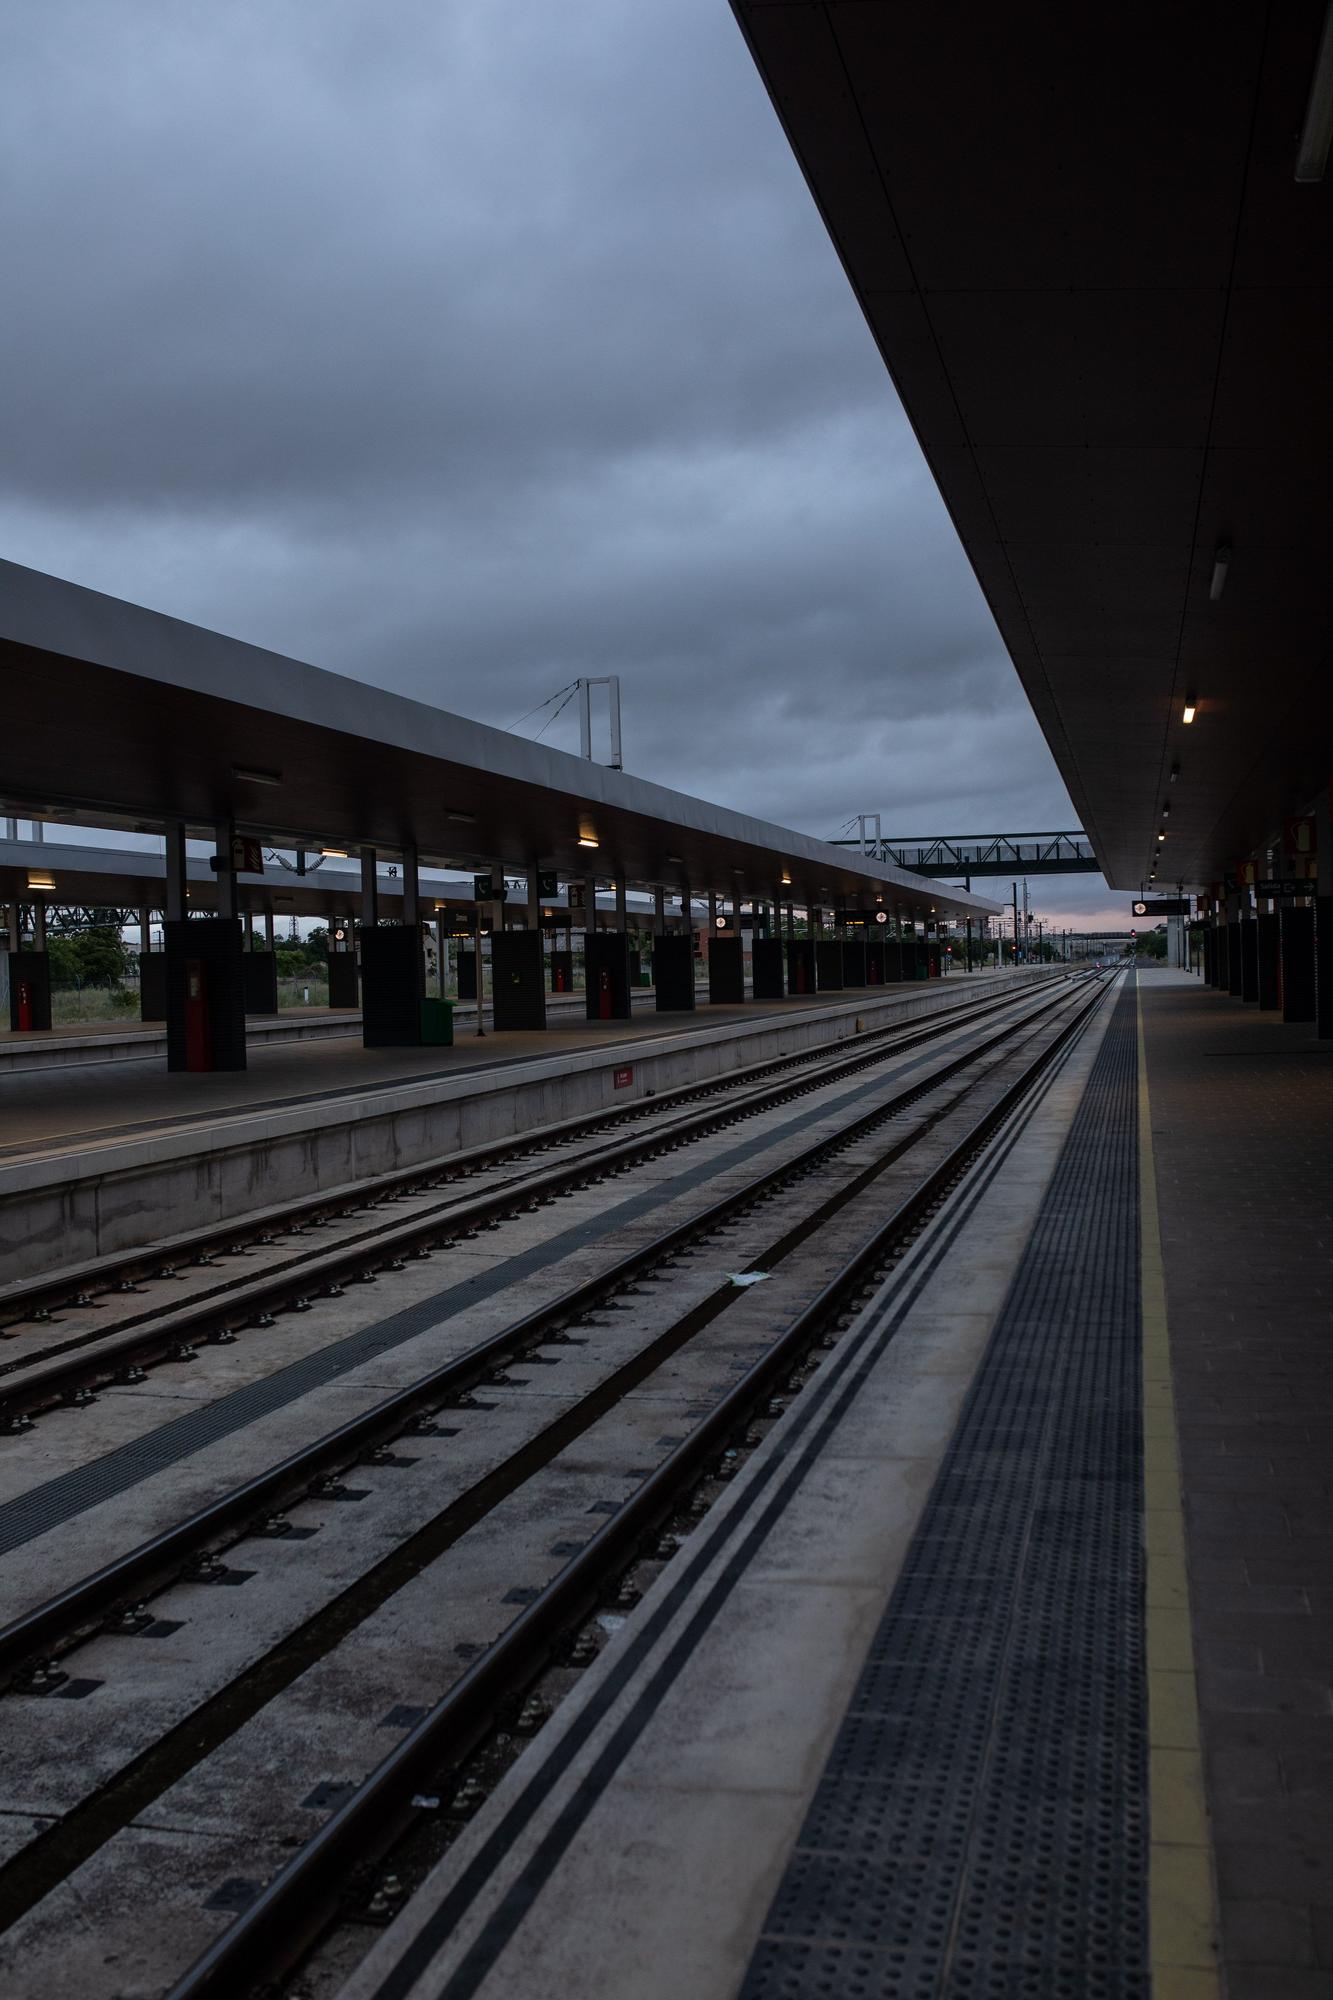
left=435, top=910, right=447, bottom=996
left=164, top=819, right=187, bottom=923
left=7, top=903, right=21, bottom=951
left=33, top=896, right=46, bottom=950
left=360, top=847, right=379, bottom=926
left=215, top=822, right=239, bottom=920
left=615, top=877, right=628, bottom=930
left=654, top=886, right=666, bottom=935
left=265, top=911, right=275, bottom=951
left=473, top=901, right=487, bottom=1036
left=527, top=864, right=542, bottom=933
left=139, top=906, right=152, bottom=957
left=401, top=845, right=420, bottom=926
left=680, top=884, right=693, bottom=939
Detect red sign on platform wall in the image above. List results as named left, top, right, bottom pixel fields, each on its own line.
left=231, top=836, right=264, bottom=875
left=1284, top=815, right=1316, bottom=857
left=613, top=1065, right=634, bottom=1089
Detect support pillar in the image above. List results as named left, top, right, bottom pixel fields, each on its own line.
left=32, top=896, right=46, bottom=951
left=1256, top=911, right=1281, bottom=1010
left=358, top=919, right=424, bottom=1046
left=215, top=822, right=239, bottom=921
left=401, top=844, right=420, bottom=927
left=164, top=916, right=245, bottom=1070
left=360, top=847, right=379, bottom=927
left=1317, top=898, right=1333, bottom=1041
left=1280, top=905, right=1316, bottom=1024
left=1240, top=916, right=1259, bottom=1002
left=165, top=820, right=187, bottom=923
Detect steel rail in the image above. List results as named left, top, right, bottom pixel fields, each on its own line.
left=160, top=973, right=1115, bottom=2000
left=0, top=977, right=1096, bottom=1683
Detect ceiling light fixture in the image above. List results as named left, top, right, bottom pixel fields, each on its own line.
left=780, top=872, right=792, bottom=886
left=1162, top=802, right=1171, bottom=816
left=322, top=847, right=348, bottom=859
left=27, top=873, right=55, bottom=890
left=1209, top=543, right=1232, bottom=601
left=232, top=764, right=282, bottom=786
left=1296, top=3, right=1333, bottom=181
left=1157, top=830, right=1167, bottom=843
left=446, top=809, right=477, bottom=825
left=1182, top=696, right=1197, bottom=725
left=665, top=853, right=684, bottom=864
left=1169, top=763, right=1180, bottom=782
left=577, top=835, right=599, bottom=850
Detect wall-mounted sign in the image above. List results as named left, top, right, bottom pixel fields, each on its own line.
left=1132, top=898, right=1190, bottom=916
left=1254, top=878, right=1315, bottom=898
left=211, top=835, right=264, bottom=875
left=613, top=1065, right=634, bottom=1089
left=875, top=910, right=889, bottom=924
left=538, top=871, right=559, bottom=897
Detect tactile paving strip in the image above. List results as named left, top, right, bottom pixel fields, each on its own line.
left=741, top=980, right=1146, bottom=2000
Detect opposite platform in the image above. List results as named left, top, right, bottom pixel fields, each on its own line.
left=0, top=974, right=1044, bottom=1287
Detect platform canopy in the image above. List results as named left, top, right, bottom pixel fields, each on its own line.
left=0, top=559, right=997, bottom=924
left=733, top=0, right=1333, bottom=891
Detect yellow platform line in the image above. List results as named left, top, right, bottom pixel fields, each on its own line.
left=1137, top=981, right=1220, bottom=1998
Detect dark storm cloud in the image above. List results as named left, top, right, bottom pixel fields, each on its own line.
left=1, top=0, right=1120, bottom=922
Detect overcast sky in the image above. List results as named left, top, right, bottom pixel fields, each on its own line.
left=3, top=0, right=1122, bottom=926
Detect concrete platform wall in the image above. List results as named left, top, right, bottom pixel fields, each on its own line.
left=0, top=972, right=1061, bottom=1286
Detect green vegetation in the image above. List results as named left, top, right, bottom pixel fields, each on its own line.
left=46, top=924, right=131, bottom=990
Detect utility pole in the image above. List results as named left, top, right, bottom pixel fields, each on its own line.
left=1012, top=881, right=1019, bottom=963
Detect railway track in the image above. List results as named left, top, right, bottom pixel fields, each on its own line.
left=0, top=974, right=1068, bottom=1418
left=0, top=969, right=1112, bottom=2000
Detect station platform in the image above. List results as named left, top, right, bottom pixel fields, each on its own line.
left=0, top=1005, right=363, bottom=1073
left=0, top=986, right=687, bottom=1074
left=0, top=974, right=1011, bottom=1288
left=334, top=967, right=1333, bottom=2000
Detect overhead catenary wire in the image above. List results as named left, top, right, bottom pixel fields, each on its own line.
left=530, top=684, right=581, bottom=743
left=506, top=681, right=579, bottom=734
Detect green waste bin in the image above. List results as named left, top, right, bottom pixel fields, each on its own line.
left=420, top=997, right=454, bottom=1046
